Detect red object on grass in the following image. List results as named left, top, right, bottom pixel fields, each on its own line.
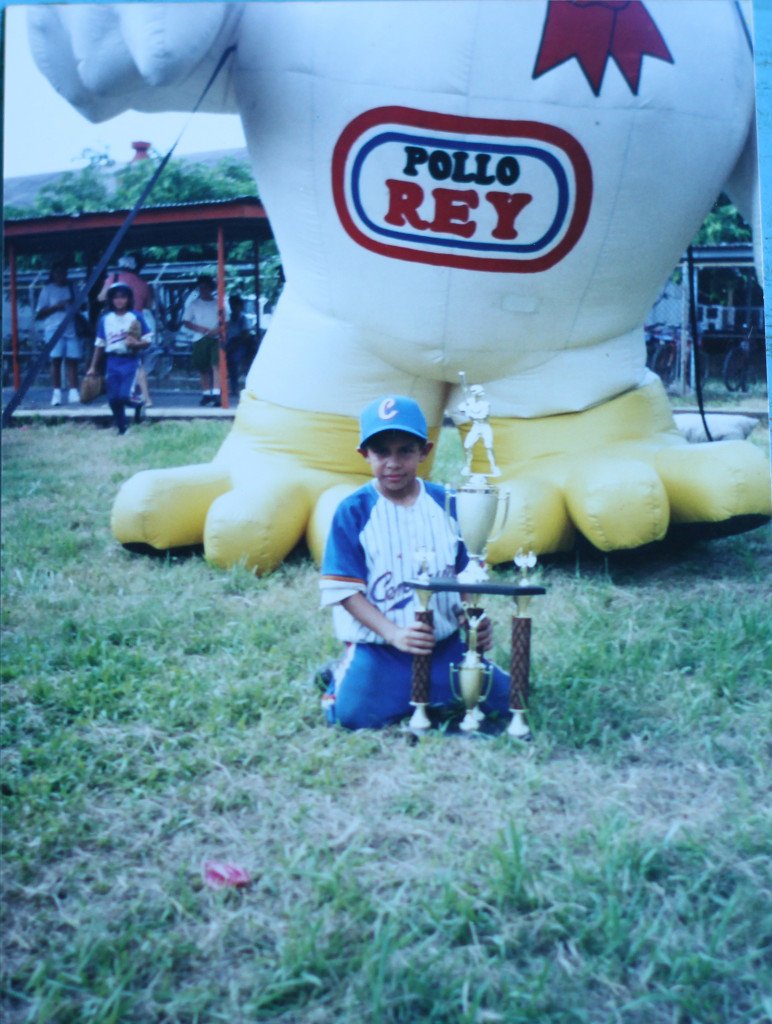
left=203, top=861, right=251, bottom=889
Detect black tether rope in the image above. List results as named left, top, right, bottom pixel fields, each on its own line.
left=687, top=245, right=713, bottom=442
left=2, top=43, right=236, bottom=429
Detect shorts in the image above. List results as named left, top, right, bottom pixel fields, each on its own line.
left=191, top=334, right=220, bottom=371
left=49, top=334, right=83, bottom=361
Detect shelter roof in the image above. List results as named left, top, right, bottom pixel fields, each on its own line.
left=3, top=195, right=271, bottom=258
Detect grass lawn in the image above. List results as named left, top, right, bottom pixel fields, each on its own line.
left=2, top=417, right=771, bottom=1024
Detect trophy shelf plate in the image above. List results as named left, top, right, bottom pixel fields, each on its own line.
left=406, top=578, right=546, bottom=597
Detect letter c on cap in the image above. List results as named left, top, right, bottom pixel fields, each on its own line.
left=378, top=398, right=398, bottom=421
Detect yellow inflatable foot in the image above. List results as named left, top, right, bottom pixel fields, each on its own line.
left=111, top=383, right=770, bottom=571
left=477, top=380, right=770, bottom=562
left=111, top=394, right=391, bottom=571
left=111, top=463, right=232, bottom=550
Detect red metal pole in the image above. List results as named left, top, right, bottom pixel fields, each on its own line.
left=9, top=244, right=20, bottom=390
left=217, top=225, right=229, bottom=410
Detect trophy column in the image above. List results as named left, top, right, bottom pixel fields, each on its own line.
left=409, top=606, right=433, bottom=733
left=409, top=552, right=434, bottom=733
left=508, top=606, right=532, bottom=739
left=508, top=551, right=539, bottom=739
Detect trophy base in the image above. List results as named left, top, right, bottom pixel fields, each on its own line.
left=507, top=709, right=531, bottom=740
left=456, top=564, right=490, bottom=585
left=408, top=703, right=431, bottom=734
left=459, top=706, right=485, bottom=732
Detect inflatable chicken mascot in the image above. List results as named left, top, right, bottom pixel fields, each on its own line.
left=29, top=1, right=771, bottom=572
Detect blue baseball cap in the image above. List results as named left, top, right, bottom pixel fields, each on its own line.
left=359, top=395, right=428, bottom=447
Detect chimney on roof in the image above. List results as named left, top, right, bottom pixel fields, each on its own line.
left=131, top=141, right=151, bottom=161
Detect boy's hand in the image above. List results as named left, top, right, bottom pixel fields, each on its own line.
left=390, top=620, right=436, bottom=655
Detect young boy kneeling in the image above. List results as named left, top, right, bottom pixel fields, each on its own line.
left=319, top=395, right=511, bottom=730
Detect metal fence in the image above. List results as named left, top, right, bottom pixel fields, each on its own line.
left=644, top=246, right=765, bottom=395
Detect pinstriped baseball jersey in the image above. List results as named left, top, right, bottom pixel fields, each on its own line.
left=320, top=479, right=468, bottom=644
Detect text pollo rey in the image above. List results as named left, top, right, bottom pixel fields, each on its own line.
left=385, top=145, right=532, bottom=240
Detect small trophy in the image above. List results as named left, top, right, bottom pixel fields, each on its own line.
left=450, top=604, right=493, bottom=731
left=408, top=548, right=434, bottom=734
left=445, top=375, right=509, bottom=584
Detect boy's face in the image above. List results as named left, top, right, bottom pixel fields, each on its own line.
left=112, top=291, right=130, bottom=311
left=359, top=430, right=433, bottom=501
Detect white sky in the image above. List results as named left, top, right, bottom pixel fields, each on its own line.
left=2, top=3, right=248, bottom=179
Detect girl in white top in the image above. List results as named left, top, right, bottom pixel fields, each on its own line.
left=86, top=283, right=151, bottom=434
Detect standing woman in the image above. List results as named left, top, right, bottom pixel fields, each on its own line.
left=35, top=261, right=85, bottom=406
left=85, top=283, right=151, bottom=434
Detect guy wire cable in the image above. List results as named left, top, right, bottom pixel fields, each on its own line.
left=687, top=245, right=713, bottom=442
left=2, top=43, right=237, bottom=429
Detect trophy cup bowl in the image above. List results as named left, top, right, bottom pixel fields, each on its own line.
left=446, top=478, right=509, bottom=584
left=451, top=654, right=493, bottom=731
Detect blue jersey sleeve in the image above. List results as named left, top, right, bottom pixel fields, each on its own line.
left=321, top=488, right=372, bottom=587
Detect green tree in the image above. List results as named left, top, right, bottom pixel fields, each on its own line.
left=5, top=147, right=257, bottom=221
left=111, top=151, right=257, bottom=208
left=4, top=148, right=261, bottom=267
left=692, top=192, right=751, bottom=245
left=24, top=162, right=113, bottom=217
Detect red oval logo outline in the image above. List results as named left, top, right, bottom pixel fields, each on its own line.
left=332, top=106, right=593, bottom=274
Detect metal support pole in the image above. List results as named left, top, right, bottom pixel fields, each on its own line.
left=217, top=225, right=229, bottom=410
left=254, top=239, right=261, bottom=338
left=9, top=244, right=20, bottom=390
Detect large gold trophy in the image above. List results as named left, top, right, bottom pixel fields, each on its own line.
left=446, top=373, right=509, bottom=585
left=444, top=375, right=509, bottom=730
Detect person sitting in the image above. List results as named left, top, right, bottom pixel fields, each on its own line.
left=319, top=394, right=511, bottom=730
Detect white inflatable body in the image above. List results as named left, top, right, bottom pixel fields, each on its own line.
left=30, top=1, right=771, bottom=571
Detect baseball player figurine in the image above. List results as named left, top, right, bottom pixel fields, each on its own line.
left=453, top=374, right=502, bottom=479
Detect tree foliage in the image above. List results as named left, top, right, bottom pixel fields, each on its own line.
left=4, top=148, right=261, bottom=267
left=5, top=147, right=257, bottom=221
left=692, top=192, right=752, bottom=245
left=111, top=152, right=258, bottom=209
